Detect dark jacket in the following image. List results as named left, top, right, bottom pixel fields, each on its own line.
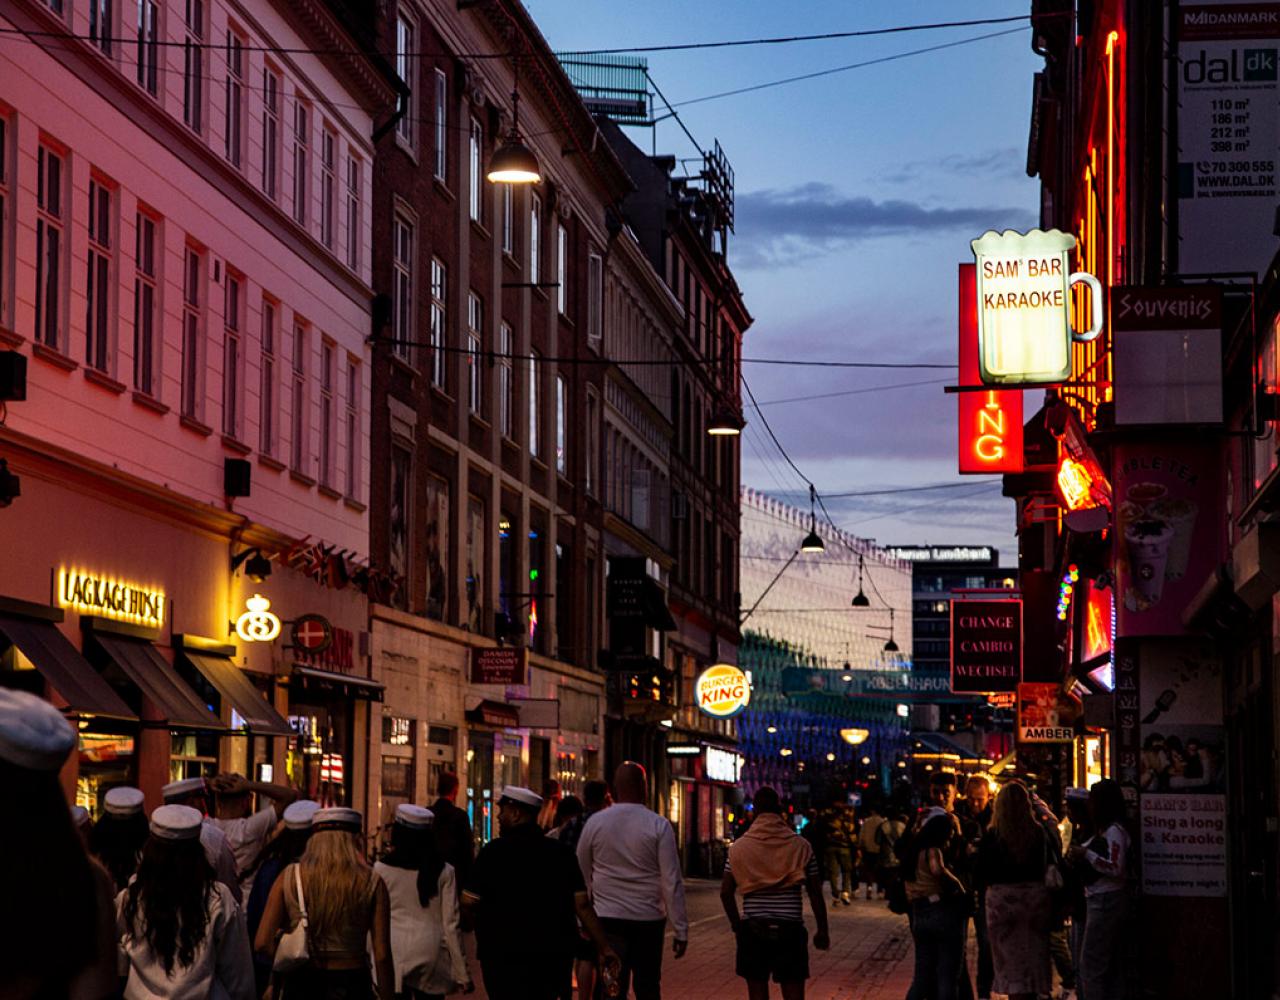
left=432, top=796, right=475, bottom=892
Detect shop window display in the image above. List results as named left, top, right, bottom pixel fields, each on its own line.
left=170, top=733, right=219, bottom=783
left=287, top=701, right=352, bottom=806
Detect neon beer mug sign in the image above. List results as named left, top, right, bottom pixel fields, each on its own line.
left=971, top=229, right=1103, bottom=385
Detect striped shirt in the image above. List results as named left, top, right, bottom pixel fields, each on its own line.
left=726, top=854, right=820, bottom=923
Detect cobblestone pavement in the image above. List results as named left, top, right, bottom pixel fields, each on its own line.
left=466, top=879, right=920, bottom=1000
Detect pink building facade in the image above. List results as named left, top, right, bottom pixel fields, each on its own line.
left=0, top=0, right=395, bottom=817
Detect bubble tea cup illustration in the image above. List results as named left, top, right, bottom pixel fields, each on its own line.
left=1125, top=517, right=1175, bottom=610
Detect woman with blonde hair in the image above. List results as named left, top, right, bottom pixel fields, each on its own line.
left=255, top=807, right=395, bottom=999
left=974, top=781, right=1054, bottom=1000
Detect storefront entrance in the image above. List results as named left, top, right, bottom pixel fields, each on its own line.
left=287, top=694, right=354, bottom=807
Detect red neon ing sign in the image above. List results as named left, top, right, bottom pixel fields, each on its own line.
left=958, top=264, right=1023, bottom=474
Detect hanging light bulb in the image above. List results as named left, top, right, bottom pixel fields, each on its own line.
left=851, top=554, right=870, bottom=607
left=800, top=484, right=825, bottom=553
left=487, top=59, right=540, bottom=185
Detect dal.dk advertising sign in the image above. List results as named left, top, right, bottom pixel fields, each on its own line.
left=950, top=599, right=1022, bottom=695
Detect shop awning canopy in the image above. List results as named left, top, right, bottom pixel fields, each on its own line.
left=291, top=666, right=385, bottom=702
left=0, top=614, right=134, bottom=721
left=912, top=731, right=991, bottom=763
left=92, top=633, right=224, bottom=729
left=180, top=650, right=292, bottom=736
left=465, top=699, right=521, bottom=728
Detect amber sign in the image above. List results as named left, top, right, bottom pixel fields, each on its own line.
left=470, top=646, right=528, bottom=685
left=951, top=599, right=1022, bottom=694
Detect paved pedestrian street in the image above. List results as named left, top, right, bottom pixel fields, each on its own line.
left=465, top=879, right=919, bottom=1000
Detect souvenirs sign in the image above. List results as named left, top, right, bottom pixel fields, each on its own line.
left=951, top=599, right=1022, bottom=694
left=970, top=229, right=1103, bottom=385
left=470, top=646, right=528, bottom=685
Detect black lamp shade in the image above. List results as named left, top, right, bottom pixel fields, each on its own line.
left=851, top=590, right=870, bottom=607
left=487, top=137, right=541, bottom=184
left=800, top=530, right=825, bottom=553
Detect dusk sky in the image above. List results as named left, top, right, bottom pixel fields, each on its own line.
left=532, top=1, right=1041, bottom=562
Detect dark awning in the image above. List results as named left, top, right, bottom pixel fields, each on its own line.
left=465, top=699, right=520, bottom=728
left=180, top=651, right=292, bottom=735
left=0, top=614, right=135, bottom=721
left=292, top=666, right=385, bottom=702
left=92, top=633, right=223, bottom=729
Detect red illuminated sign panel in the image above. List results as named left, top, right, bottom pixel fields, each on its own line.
left=959, top=264, right=1023, bottom=473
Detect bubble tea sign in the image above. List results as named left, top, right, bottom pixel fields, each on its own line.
left=971, top=229, right=1103, bottom=385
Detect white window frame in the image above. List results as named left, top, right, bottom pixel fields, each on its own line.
left=433, top=68, right=447, bottom=180
left=292, top=98, right=310, bottom=226
left=35, top=144, right=65, bottom=351
left=556, top=222, right=568, bottom=314
left=396, top=12, right=416, bottom=147
left=345, top=153, right=361, bottom=272
left=90, top=0, right=113, bottom=55
left=345, top=356, right=360, bottom=498
left=467, top=291, right=482, bottom=415
left=222, top=273, right=243, bottom=439
left=392, top=212, right=414, bottom=363
left=529, top=193, right=541, bottom=285
left=430, top=257, right=447, bottom=389
left=260, top=298, right=277, bottom=456
left=262, top=67, right=281, bottom=201
left=555, top=373, right=567, bottom=475
left=319, top=339, right=335, bottom=487
left=320, top=126, right=336, bottom=249
left=182, top=0, right=203, bottom=133
left=290, top=320, right=308, bottom=473
left=501, top=183, right=513, bottom=255
left=132, top=210, right=159, bottom=395
left=136, top=0, right=159, bottom=96
left=85, top=177, right=113, bottom=373
left=180, top=245, right=203, bottom=419
left=528, top=349, right=541, bottom=460
left=498, top=322, right=513, bottom=439
left=468, top=117, right=482, bottom=222
left=225, top=30, right=245, bottom=168
left=587, top=251, right=603, bottom=344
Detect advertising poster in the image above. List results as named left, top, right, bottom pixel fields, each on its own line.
left=1177, top=2, right=1280, bottom=275
left=950, top=599, right=1022, bottom=694
left=1139, top=640, right=1227, bottom=897
left=1016, top=682, right=1081, bottom=743
left=1113, top=441, right=1224, bottom=636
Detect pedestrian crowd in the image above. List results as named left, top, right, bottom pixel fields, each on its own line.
left=0, top=688, right=1137, bottom=1000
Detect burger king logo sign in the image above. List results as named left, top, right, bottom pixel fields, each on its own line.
left=696, top=664, right=750, bottom=718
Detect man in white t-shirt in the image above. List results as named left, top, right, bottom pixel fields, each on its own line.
left=577, top=762, right=688, bottom=1000
left=207, top=771, right=297, bottom=897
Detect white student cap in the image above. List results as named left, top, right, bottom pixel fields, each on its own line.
left=150, top=803, right=203, bottom=841
left=395, top=804, right=435, bottom=829
left=105, top=786, right=145, bottom=816
left=0, top=688, right=75, bottom=771
left=312, top=806, right=362, bottom=831
left=161, top=776, right=207, bottom=801
left=283, top=799, right=321, bottom=830
left=498, top=786, right=543, bottom=810
left=70, top=805, right=91, bottom=830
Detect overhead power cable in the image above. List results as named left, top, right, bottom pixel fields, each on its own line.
left=0, top=14, right=1049, bottom=61
left=671, top=27, right=1029, bottom=109
left=766, top=480, right=1002, bottom=500
left=754, top=378, right=951, bottom=406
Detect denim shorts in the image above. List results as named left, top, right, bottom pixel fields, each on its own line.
left=735, top=918, right=809, bottom=984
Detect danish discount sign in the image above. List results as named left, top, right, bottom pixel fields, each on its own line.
left=695, top=663, right=750, bottom=718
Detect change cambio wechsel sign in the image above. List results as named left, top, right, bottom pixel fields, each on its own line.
left=971, top=229, right=1103, bottom=385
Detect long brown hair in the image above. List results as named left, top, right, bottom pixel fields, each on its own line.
left=299, top=829, right=374, bottom=941
left=123, top=837, right=216, bottom=974
left=992, top=780, right=1043, bottom=864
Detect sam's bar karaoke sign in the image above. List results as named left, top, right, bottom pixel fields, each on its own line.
left=971, top=229, right=1103, bottom=385
left=950, top=598, right=1022, bottom=695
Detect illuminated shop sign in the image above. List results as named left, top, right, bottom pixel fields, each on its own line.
left=950, top=599, right=1022, bottom=695
left=885, top=546, right=995, bottom=563
left=705, top=746, right=744, bottom=783
left=57, top=567, right=165, bottom=627
left=695, top=663, right=751, bottom=718
left=970, top=229, right=1103, bottom=385
left=958, top=263, right=1023, bottom=473
left=235, top=594, right=281, bottom=643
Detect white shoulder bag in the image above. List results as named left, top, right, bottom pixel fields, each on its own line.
left=272, top=865, right=311, bottom=973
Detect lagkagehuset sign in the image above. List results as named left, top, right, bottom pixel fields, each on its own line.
left=57, top=567, right=165, bottom=628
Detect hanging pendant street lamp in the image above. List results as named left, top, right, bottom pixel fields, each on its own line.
left=488, top=60, right=540, bottom=185
left=800, top=484, right=825, bottom=553
left=883, top=609, right=900, bottom=653
left=851, top=554, right=870, bottom=607
left=708, top=402, right=744, bottom=436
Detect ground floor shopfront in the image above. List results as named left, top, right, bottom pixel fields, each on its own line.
left=666, top=740, right=743, bottom=877
left=0, top=450, right=377, bottom=818
left=372, top=605, right=604, bottom=847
